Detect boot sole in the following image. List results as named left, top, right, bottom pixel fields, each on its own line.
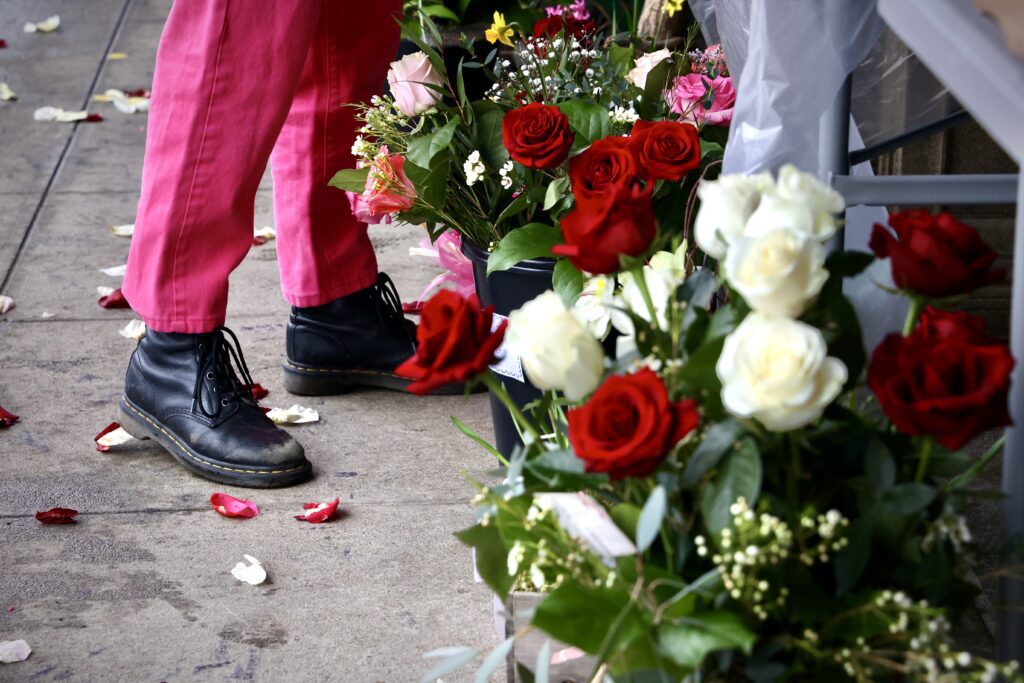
left=116, top=397, right=313, bottom=488
left=282, top=360, right=465, bottom=396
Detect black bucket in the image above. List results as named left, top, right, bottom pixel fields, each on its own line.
left=462, top=239, right=555, bottom=458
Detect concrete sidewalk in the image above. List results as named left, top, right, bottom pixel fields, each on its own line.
left=0, top=1, right=498, bottom=680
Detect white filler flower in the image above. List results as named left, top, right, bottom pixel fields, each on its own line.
left=716, top=313, right=847, bottom=431
left=506, top=291, right=604, bottom=400
left=724, top=227, right=828, bottom=318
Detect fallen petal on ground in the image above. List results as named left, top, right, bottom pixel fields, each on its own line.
left=100, top=264, right=127, bottom=277
left=0, top=639, right=31, bottom=664
left=107, top=52, right=127, bottom=60
left=244, top=383, right=269, bottom=400
left=0, top=82, right=16, bottom=101
left=95, top=422, right=136, bottom=452
left=109, top=223, right=134, bottom=237
left=210, top=493, right=260, bottom=519
left=294, top=497, right=340, bottom=523
left=98, top=287, right=130, bottom=309
left=0, top=406, right=19, bottom=428
left=33, top=106, right=88, bottom=122
left=252, top=226, right=276, bottom=246
left=231, top=555, right=267, bottom=585
left=0, top=295, right=13, bottom=314
left=24, top=16, right=60, bottom=33
left=119, top=319, right=146, bottom=340
left=35, top=508, right=79, bottom=525
left=266, top=404, right=319, bottom=425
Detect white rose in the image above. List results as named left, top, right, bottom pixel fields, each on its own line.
left=772, top=164, right=845, bottom=241
left=716, top=313, right=847, bottom=431
left=625, top=48, right=672, bottom=89
left=506, top=291, right=604, bottom=400
left=724, top=227, right=828, bottom=318
left=694, top=172, right=774, bottom=260
left=386, top=52, right=444, bottom=117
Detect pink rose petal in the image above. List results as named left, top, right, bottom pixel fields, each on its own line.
left=294, top=497, right=340, bottom=523
left=210, top=493, right=260, bottom=519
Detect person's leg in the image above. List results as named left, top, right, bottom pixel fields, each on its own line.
left=122, top=0, right=323, bottom=332
left=270, top=0, right=403, bottom=307
left=117, top=0, right=330, bottom=487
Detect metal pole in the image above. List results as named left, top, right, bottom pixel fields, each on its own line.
left=819, top=76, right=852, bottom=253
left=1001, top=174, right=1024, bottom=664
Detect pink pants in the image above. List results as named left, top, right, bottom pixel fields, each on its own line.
left=122, top=0, right=402, bottom=333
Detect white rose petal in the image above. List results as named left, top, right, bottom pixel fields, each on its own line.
left=716, top=313, right=847, bottom=431
left=231, top=555, right=267, bottom=586
left=773, top=164, right=845, bottom=241
left=119, top=319, right=147, bottom=340
left=0, top=639, right=31, bottom=664
left=266, top=404, right=319, bottom=425
left=101, top=264, right=127, bottom=278
left=0, top=83, right=17, bottom=101
left=96, top=426, right=136, bottom=448
left=625, top=48, right=672, bottom=89
left=724, top=228, right=828, bottom=318
left=110, top=223, right=134, bottom=237
left=694, top=172, right=774, bottom=259
left=505, top=291, right=604, bottom=401
left=40, top=311, right=55, bottom=319
left=0, top=295, right=14, bottom=314
left=97, top=286, right=115, bottom=297
left=24, top=15, right=60, bottom=33
left=34, top=106, right=89, bottom=123
left=253, top=226, right=276, bottom=241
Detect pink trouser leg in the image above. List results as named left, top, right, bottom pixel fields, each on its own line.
left=123, top=0, right=401, bottom=332
left=272, top=0, right=402, bottom=307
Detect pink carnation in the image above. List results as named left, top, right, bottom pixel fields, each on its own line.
left=346, top=146, right=416, bottom=224
left=667, top=73, right=735, bottom=126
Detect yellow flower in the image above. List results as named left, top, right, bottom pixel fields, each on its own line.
left=485, top=11, right=514, bottom=47
left=662, top=0, right=686, bottom=17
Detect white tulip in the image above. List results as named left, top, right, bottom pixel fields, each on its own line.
left=573, top=275, right=614, bottom=340
left=773, top=164, right=845, bottom=241
left=506, top=291, right=604, bottom=400
left=694, top=172, right=773, bottom=259
left=724, top=227, right=828, bottom=318
left=716, top=313, right=847, bottom=431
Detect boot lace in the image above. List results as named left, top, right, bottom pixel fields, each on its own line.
left=191, top=326, right=257, bottom=419
left=373, top=273, right=416, bottom=344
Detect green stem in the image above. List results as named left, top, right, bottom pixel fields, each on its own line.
left=482, top=373, right=540, bottom=442
left=631, top=265, right=660, bottom=331
left=903, top=296, right=925, bottom=337
left=787, top=435, right=801, bottom=520
left=945, top=435, right=1006, bottom=491
left=915, top=437, right=935, bottom=483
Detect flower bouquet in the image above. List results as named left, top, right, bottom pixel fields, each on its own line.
left=399, top=166, right=1022, bottom=681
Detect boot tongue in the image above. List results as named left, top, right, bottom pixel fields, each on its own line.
left=193, top=328, right=255, bottom=419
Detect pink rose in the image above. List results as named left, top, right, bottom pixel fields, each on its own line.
left=387, top=52, right=444, bottom=117
left=667, top=74, right=736, bottom=126
left=346, top=147, right=415, bottom=224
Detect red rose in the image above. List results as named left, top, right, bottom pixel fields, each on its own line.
left=567, top=369, right=699, bottom=480
left=628, top=120, right=701, bottom=182
left=569, top=136, right=647, bottom=200
left=869, top=209, right=1005, bottom=298
left=532, top=15, right=597, bottom=43
left=552, top=180, right=656, bottom=274
left=395, top=290, right=507, bottom=395
left=868, top=307, right=1014, bottom=450
left=502, top=102, right=575, bottom=169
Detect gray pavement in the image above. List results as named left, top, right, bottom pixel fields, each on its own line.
left=0, top=1, right=499, bottom=680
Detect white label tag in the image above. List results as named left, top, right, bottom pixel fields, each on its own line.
left=536, top=492, right=637, bottom=563
left=489, top=313, right=525, bottom=383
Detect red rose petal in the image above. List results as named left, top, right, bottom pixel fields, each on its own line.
left=294, top=497, right=340, bottom=523
left=244, top=383, right=269, bottom=401
left=97, top=287, right=131, bottom=309
left=252, top=236, right=267, bottom=246
left=35, top=507, right=79, bottom=525
left=402, top=301, right=424, bottom=314
left=0, top=40, right=7, bottom=49
left=209, top=493, right=260, bottom=519
left=122, top=88, right=150, bottom=98
left=0, top=405, right=19, bottom=428
left=84, top=113, right=104, bottom=122
left=93, top=421, right=120, bottom=452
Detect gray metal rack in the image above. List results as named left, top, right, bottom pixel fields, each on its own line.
left=820, top=0, right=1024, bottom=662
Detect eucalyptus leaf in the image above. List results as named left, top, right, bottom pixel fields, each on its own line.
left=682, top=421, right=745, bottom=488
left=883, top=483, right=936, bottom=515
left=835, top=516, right=873, bottom=596
left=420, top=646, right=478, bottom=683
left=473, top=637, right=515, bottom=683
left=636, top=486, right=667, bottom=552
left=535, top=640, right=551, bottom=683
left=676, top=269, right=718, bottom=309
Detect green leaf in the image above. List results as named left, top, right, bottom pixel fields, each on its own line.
left=495, top=192, right=530, bottom=227
left=557, top=100, right=611, bottom=148
left=526, top=449, right=609, bottom=489
left=636, top=485, right=667, bottom=552
left=657, top=611, right=756, bottom=669
left=682, top=421, right=745, bottom=488
left=420, top=4, right=460, bottom=21
left=543, top=176, right=571, bottom=211
left=835, top=516, right=873, bottom=596
left=487, top=223, right=560, bottom=275
left=700, top=442, right=762, bottom=535
left=471, top=101, right=509, bottom=170
left=883, top=483, right=936, bottom=515
left=552, top=259, right=584, bottom=307
left=405, top=150, right=450, bottom=210
left=532, top=582, right=646, bottom=654
left=864, top=439, right=896, bottom=495
left=456, top=523, right=515, bottom=599
left=608, top=43, right=636, bottom=75
left=534, top=640, right=551, bottom=683
left=826, top=250, right=876, bottom=279
left=611, top=503, right=642, bottom=540
left=640, top=60, right=671, bottom=120
left=473, top=637, right=515, bottom=683
left=327, top=167, right=370, bottom=193
left=420, top=646, right=478, bottom=683
left=676, top=269, right=718, bottom=309
left=406, top=118, right=459, bottom=169
left=677, top=336, right=725, bottom=396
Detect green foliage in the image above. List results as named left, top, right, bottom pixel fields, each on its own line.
left=532, top=582, right=647, bottom=655
left=656, top=612, right=756, bottom=669
left=700, top=440, right=762, bottom=535
left=557, top=100, right=612, bottom=150
left=327, top=167, right=370, bottom=193
left=486, top=223, right=560, bottom=275
left=455, top=523, right=514, bottom=599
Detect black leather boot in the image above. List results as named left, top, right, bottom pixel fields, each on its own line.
left=284, top=273, right=461, bottom=395
left=117, top=327, right=312, bottom=488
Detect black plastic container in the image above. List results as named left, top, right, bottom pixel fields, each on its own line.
left=462, top=239, right=555, bottom=458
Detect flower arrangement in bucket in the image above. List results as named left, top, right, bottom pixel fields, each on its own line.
left=397, top=166, right=1022, bottom=681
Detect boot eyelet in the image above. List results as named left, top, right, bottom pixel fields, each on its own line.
left=206, top=372, right=215, bottom=380
left=198, top=344, right=205, bottom=351
left=221, top=398, right=230, bottom=407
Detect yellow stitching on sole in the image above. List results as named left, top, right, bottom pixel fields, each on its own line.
left=284, top=360, right=407, bottom=380
left=123, top=401, right=307, bottom=476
